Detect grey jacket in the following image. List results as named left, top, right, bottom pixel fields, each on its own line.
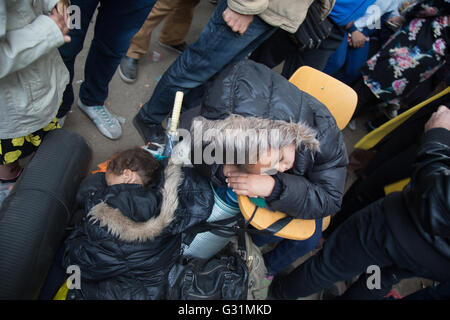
left=0, top=0, right=69, bottom=139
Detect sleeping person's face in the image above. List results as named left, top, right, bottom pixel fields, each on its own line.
left=244, top=143, right=296, bottom=175
left=105, top=169, right=144, bottom=186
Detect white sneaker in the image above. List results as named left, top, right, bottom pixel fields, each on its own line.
left=77, top=99, right=122, bottom=139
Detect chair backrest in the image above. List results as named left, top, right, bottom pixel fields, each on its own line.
left=289, top=66, right=358, bottom=130
left=238, top=66, right=357, bottom=240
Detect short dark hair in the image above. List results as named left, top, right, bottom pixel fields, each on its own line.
left=106, top=147, right=159, bottom=186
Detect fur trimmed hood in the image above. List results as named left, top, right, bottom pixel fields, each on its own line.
left=190, top=114, right=320, bottom=158
left=87, top=154, right=185, bottom=243
left=85, top=139, right=213, bottom=243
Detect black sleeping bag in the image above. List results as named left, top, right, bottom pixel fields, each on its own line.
left=0, top=129, right=92, bottom=299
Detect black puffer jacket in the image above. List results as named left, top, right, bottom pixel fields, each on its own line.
left=181, top=60, right=348, bottom=219
left=63, top=162, right=214, bottom=300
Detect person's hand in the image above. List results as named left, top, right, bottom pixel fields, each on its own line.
left=49, top=7, right=71, bottom=43
left=56, top=0, right=71, bottom=23
left=424, top=105, right=450, bottom=131
left=348, top=30, right=368, bottom=48
left=223, top=7, right=254, bottom=35
left=225, top=172, right=275, bottom=198
left=223, top=164, right=241, bottom=177
left=386, top=16, right=404, bottom=30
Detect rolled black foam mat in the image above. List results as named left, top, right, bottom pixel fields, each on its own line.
left=0, top=129, right=92, bottom=299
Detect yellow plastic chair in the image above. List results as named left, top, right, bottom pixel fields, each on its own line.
left=238, top=66, right=358, bottom=240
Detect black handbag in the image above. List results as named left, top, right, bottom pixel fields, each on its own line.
left=167, top=242, right=249, bottom=300
left=290, top=1, right=334, bottom=50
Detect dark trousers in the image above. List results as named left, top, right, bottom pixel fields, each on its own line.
left=251, top=219, right=322, bottom=276
left=403, top=282, right=450, bottom=300
left=249, top=22, right=345, bottom=79
left=271, top=199, right=450, bottom=300
left=57, top=0, right=156, bottom=117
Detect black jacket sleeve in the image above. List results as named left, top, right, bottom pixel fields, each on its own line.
left=266, top=125, right=348, bottom=220
left=406, top=127, right=450, bottom=238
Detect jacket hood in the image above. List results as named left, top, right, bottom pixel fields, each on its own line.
left=87, top=156, right=184, bottom=243
left=190, top=114, right=321, bottom=162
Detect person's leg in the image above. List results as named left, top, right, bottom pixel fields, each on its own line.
left=0, top=162, right=22, bottom=181
left=324, top=144, right=418, bottom=238
left=79, top=0, right=156, bottom=106
left=137, top=0, right=276, bottom=127
left=269, top=199, right=410, bottom=299
left=251, top=232, right=284, bottom=248
left=248, top=29, right=295, bottom=70
left=57, top=0, right=100, bottom=118
left=159, top=0, right=200, bottom=47
left=337, top=28, right=373, bottom=85
left=127, top=0, right=173, bottom=60
left=72, top=0, right=156, bottom=139
left=282, top=23, right=346, bottom=78
left=352, top=76, right=380, bottom=118
left=78, top=0, right=156, bottom=107
left=263, top=219, right=322, bottom=276
left=321, top=34, right=349, bottom=77
left=403, top=281, right=450, bottom=300
left=338, top=266, right=415, bottom=300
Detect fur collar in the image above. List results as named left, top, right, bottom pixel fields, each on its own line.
left=87, top=154, right=184, bottom=243
left=191, top=114, right=320, bottom=156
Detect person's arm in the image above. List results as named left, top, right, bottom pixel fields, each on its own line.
left=75, top=173, right=106, bottom=205
left=354, top=0, right=402, bottom=30
left=408, top=106, right=450, bottom=237
left=266, top=130, right=348, bottom=220
left=223, top=0, right=268, bottom=35
left=346, top=22, right=368, bottom=49
left=0, top=0, right=69, bottom=78
left=225, top=126, right=348, bottom=219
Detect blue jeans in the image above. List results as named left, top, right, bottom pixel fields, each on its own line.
left=138, top=0, right=277, bottom=125
left=57, top=0, right=156, bottom=117
left=252, top=219, right=322, bottom=276
left=323, top=28, right=374, bottom=85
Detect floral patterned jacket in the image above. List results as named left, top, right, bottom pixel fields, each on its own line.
left=361, top=0, right=449, bottom=106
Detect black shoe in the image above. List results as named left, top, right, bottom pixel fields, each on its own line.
left=133, top=113, right=165, bottom=144
left=119, top=56, right=138, bottom=83
left=158, top=41, right=188, bottom=54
